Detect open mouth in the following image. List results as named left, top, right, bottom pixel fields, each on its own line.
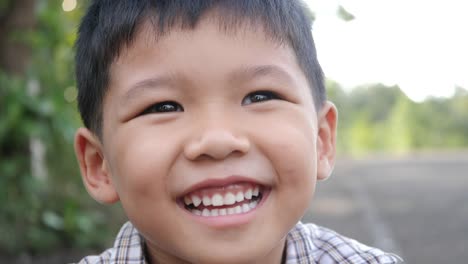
left=179, top=183, right=267, bottom=217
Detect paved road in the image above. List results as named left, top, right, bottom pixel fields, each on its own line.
left=303, top=154, right=468, bottom=264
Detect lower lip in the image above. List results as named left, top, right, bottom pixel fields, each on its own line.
left=180, top=189, right=270, bottom=228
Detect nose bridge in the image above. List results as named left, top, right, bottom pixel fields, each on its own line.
left=184, top=106, right=249, bottom=160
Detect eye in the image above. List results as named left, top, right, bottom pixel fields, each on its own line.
left=141, top=101, right=184, bottom=115
left=242, top=91, right=280, bottom=105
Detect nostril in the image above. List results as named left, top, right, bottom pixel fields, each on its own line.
left=183, top=131, right=250, bottom=161
left=184, top=140, right=203, bottom=160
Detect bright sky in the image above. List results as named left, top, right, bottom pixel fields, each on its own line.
left=306, top=0, right=468, bottom=102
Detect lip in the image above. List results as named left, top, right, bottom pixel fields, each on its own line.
left=179, top=175, right=266, bottom=197
left=179, top=188, right=271, bottom=229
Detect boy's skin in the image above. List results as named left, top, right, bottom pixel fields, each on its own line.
left=75, top=15, right=337, bottom=264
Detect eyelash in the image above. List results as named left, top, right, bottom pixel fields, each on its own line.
left=140, top=90, right=281, bottom=115
left=141, top=101, right=184, bottom=115
left=242, top=90, right=281, bottom=105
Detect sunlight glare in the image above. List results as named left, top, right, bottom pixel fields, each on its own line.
left=62, top=0, right=77, bottom=12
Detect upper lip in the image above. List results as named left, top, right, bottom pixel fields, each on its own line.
left=179, top=175, right=265, bottom=197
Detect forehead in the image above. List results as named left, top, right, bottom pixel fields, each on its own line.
left=107, top=16, right=311, bottom=103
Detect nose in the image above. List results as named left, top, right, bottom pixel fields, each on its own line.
left=184, top=123, right=250, bottom=161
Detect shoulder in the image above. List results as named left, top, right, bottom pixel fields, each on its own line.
left=75, top=222, right=147, bottom=264
left=285, top=222, right=403, bottom=264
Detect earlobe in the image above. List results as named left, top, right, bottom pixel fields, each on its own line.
left=316, top=101, right=338, bottom=181
left=74, top=127, right=119, bottom=204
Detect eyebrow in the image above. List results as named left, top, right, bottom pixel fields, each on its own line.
left=121, top=65, right=295, bottom=105
left=229, top=64, right=295, bottom=85
left=122, top=76, right=174, bottom=105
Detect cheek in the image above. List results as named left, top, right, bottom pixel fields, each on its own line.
left=254, top=112, right=318, bottom=221
left=106, top=126, right=178, bottom=200
left=272, top=136, right=317, bottom=181
left=105, top=129, right=185, bottom=233
left=257, top=113, right=318, bottom=186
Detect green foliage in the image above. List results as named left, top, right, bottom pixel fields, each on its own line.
left=0, top=72, right=116, bottom=254
left=327, top=82, right=468, bottom=156
left=1, top=0, right=123, bottom=255
left=337, top=5, right=355, bottom=22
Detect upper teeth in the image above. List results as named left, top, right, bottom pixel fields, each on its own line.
left=184, top=186, right=260, bottom=208
left=192, top=200, right=258, bottom=217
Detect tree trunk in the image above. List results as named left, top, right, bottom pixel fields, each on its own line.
left=0, top=0, right=45, bottom=181
left=0, top=0, right=36, bottom=75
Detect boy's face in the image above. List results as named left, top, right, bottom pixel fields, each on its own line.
left=76, top=17, right=336, bottom=264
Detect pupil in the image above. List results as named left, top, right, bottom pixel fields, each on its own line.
left=160, top=104, right=174, bottom=111
left=254, top=94, right=266, bottom=102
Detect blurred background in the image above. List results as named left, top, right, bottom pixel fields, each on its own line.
left=0, top=0, right=466, bottom=263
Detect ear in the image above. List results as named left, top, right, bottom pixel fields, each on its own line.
left=316, top=101, right=338, bottom=181
left=74, top=127, right=119, bottom=204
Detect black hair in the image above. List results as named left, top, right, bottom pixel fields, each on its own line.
left=75, top=0, right=326, bottom=136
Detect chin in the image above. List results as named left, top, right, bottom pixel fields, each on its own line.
left=183, top=238, right=282, bottom=264
left=192, top=253, right=262, bottom=264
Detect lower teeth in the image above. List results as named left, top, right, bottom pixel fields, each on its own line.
left=189, top=195, right=261, bottom=217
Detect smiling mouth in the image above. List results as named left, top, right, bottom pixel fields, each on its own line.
left=180, top=183, right=266, bottom=217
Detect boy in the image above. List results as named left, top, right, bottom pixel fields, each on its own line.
left=73, top=0, right=402, bottom=263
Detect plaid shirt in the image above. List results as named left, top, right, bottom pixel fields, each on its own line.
left=77, top=221, right=402, bottom=264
